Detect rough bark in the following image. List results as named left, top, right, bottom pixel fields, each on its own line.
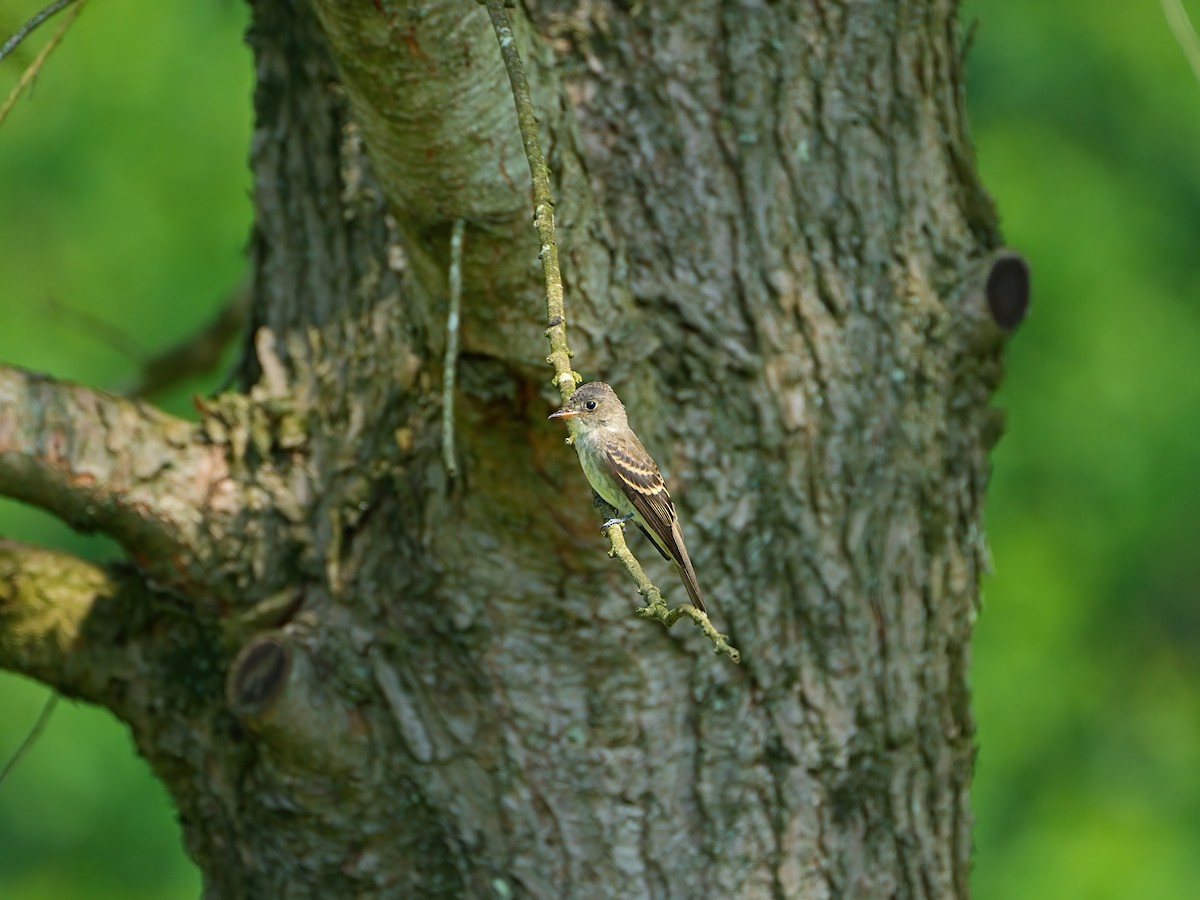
left=0, top=0, right=1028, bottom=897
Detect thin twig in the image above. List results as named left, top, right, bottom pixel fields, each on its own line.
left=0, top=0, right=87, bottom=126
left=482, top=0, right=578, bottom=403
left=1162, top=0, right=1200, bottom=86
left=0, top=692, right=58, bottom=788
left=0, top=0, right=74, bottom=63
left=443, top=219, right=465, bottom=478
left=594, top=494, right=741, bottom=662
left=128, top=282, right=250, bottom=397
left=483, top=1, right=736, bottom=661
left=42, top=295, right=146, bottom=361
left=40, top=285, right=248, bottom=396
left=604, top=520, right=741, bottom=663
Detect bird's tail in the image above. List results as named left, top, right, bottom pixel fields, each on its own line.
left=674, top=556, right=708, bottom=615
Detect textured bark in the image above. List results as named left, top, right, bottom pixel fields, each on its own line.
left=0, top=0, right=1027, bottom=897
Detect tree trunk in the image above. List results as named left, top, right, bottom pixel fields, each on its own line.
left=0, top=0, right=1028, bottom=897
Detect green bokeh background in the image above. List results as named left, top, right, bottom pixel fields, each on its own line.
left=1, top=1, right=1196, bottom=897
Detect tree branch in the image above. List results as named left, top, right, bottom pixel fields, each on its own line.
left=604, top=520, right=741, bottom=663
left=306, top=0, right=538, bottom=321
left=1162, top=0, right=1200, bottom=87
left=127, top=281, right=250, bottom=397
left=43, top=282, right=249, bottom=397
left=594, top=489, right=740, bottom=662
left=0, top=691, right=58, bottom=786
left=442, top=219, right=465, bottom=479
left=0, top=0, right=87, bottom=126
left=0, top=0, right=77, bottom=63
left=482, top=0, right=578, bottom=402
left=0, top=540, right=145, bottom=699
left=0, top=365, right=239, bottom=592
left=482, top=0, right=736, bottom=660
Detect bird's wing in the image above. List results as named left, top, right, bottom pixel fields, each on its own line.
left=604, top=441, right=708, bottom=613
left=635, top=523, right=672, bottom=562
left=604, top=441, right=679, bottom=552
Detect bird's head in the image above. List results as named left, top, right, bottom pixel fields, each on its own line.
left=548, top=382, right=629, bottom=430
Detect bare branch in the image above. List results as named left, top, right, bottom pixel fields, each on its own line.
left=0, top=691, right=58, bottom=788
left=0, top=365, right=238, bottom=592
left=480, top=0, right=735, bottom=659
left=0, top=0, right=87, bottom=126
left=41, top=294, right=146, bottom=362
left=442, top=220, right=465, bottom=479
left=35, top=284, right=247, bottom=398
left=127, top=282, right=250, bottom=397
left=604, top=519, right=741, bottom=663
left=482, top=0, right=579, bottom=402
left=0, top=0, right=76, bottom=63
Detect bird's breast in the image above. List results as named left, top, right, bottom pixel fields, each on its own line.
left=575, top=434, right=627, bottom=511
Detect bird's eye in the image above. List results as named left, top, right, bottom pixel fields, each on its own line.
left=585, top=400, right=597, bottom=411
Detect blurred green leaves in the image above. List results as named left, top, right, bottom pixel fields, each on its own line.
left=967, top=0, right=1200, bottom=897
left=0, top=0, right=250, bottom=897
left=0, top=681, right=199, bottom=900
left=0, top=0, right=250, bottom=399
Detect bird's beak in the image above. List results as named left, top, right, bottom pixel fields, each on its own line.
left=548, top=407, right=579, bottom=420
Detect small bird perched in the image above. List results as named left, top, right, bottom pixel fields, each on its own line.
left=549, top=382, right=708, bottom=615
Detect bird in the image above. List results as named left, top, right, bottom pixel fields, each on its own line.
left=548, top=382, right=709, bottom=615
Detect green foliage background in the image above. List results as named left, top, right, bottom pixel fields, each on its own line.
left=0, top=1, right=1196, bottom=897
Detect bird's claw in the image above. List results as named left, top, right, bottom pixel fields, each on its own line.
left=601, top=514, right=634, bottom=531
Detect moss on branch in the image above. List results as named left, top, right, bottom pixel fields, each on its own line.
left=482, top=0, right=579, bottom=402
left=484, top=0, right=737, bottom=662
left=0, top=540, right=143, bottom=698
left=603, top=517, right=741, bottom=664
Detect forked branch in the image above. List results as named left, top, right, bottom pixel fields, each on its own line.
left=0, top=365, right=239, bottom=594
left=604, top=520, right=741, bottom=664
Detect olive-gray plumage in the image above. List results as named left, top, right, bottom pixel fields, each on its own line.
left=549, top=382, right=708, bottom=615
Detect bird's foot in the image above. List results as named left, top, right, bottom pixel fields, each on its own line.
left=601, top=514, right=635, bottom=531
